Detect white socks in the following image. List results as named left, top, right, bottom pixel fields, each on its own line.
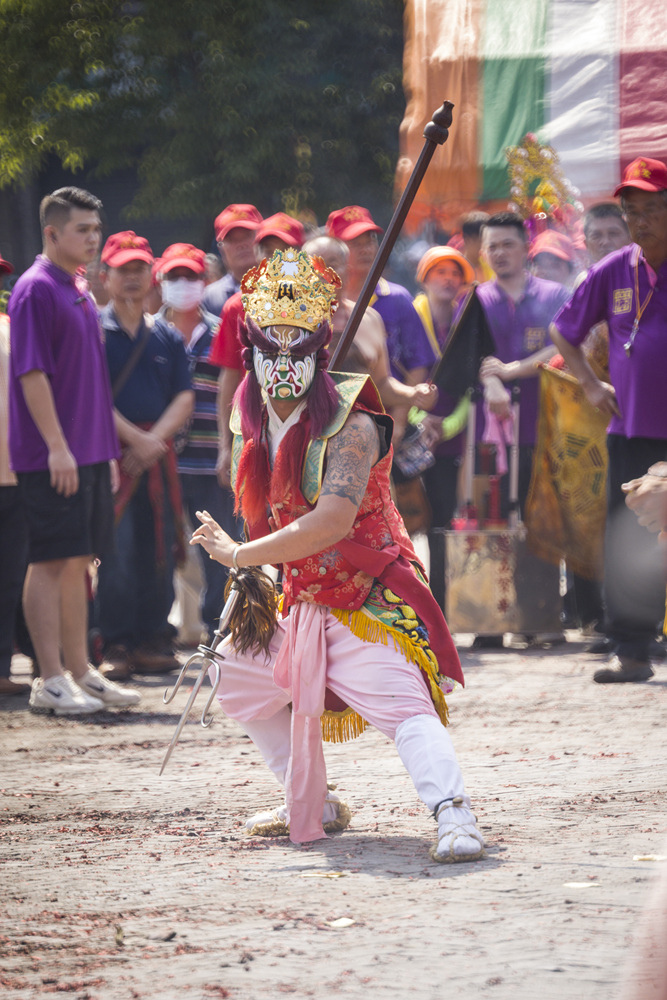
left=237, top=710, right=483, bottom=858
left=238, top=710, right=350, bottom=834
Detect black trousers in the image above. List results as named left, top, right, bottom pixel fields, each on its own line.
left=0, top=486, right=28, bottom=678
left=604, top=434, right=667, bottom=660
left=423, top=454, right=460, bottom=610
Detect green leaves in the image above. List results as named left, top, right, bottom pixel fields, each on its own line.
left=0, top=0, right=404, bottom=222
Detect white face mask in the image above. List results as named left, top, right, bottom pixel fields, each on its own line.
left=161, top=277, right=205, bottom=311
left=253, top=326, right=316, bottom=401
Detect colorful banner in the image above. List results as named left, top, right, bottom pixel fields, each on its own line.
left=398, top=0, right=667, bottom=229
left=525, top=367, right=609, bottom=581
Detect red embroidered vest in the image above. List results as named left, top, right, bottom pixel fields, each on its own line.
left=231, top=373, right=420, bottom=612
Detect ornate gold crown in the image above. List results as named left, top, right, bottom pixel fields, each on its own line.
left=241, top=248, right=341, bottom=332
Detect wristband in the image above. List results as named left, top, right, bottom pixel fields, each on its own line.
left=232, top=545, right=242, bottom=570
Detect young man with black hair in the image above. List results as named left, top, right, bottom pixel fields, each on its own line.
left=460, top=210, right=493, bottom=282
left=582, top=202, right=630, bottom=265
left=8, top=187, right=138, bottom=713
left=472, top=212, right=570, bottom=650
left=477, top=212, right=570, bottom=498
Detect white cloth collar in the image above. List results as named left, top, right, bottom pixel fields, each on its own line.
left=187, top=320, right=208, bottom=351
left=266, top=399, right=307, bottom=465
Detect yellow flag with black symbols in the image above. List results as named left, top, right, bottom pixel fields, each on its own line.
left=525, top=366, right=610, bottom=581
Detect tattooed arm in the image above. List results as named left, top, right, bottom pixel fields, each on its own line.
left=191, top=412, right=380, bottom=567
left=319, top=411, right=380, bottom=507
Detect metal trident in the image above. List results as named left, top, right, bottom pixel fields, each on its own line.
left=159, top=578, right=242, bottom=775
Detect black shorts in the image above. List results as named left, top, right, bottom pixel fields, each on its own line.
left=18, top=461, right=114, bottom=563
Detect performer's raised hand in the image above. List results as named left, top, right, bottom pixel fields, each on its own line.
left=191, top=509, right=236, bottom=565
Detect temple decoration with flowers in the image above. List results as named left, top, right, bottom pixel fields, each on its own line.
left=506, top=132, right=585, bottom=240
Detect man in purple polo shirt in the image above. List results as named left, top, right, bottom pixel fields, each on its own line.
left=9, top=186, right=139, bottom=714
left=551, top=157, right=667, bottom=683
left=477, top=213, right=570, bottom=464
left=472, top=212, right=569, bottom=649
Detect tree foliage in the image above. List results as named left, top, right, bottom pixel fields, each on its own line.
left=0, top=0, right=405, bottom=222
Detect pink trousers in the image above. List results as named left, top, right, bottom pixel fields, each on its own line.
left=212, top=611, right=466, bottom=842
left=213, top=610, right=439, bottom=738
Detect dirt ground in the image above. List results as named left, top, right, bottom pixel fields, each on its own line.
left=1, top=633, right=666, bottom=1000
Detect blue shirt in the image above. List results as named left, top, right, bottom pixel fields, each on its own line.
left=201, top=272, right=238, bottom=318
left=101, top=305, right=192, bottom=424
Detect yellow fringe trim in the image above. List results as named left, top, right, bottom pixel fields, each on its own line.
left=329, top=607, right=449, bottom=730
left=278, top=596, right=449, bottom=742
left=321, top=706, right=368, bottom=744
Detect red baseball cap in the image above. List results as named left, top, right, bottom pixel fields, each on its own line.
left=326, top=206, right=383, bottom=242
left=215, top=204, right=263, bottom=242
left=0, top=254, right=13, bottom=276
left=159, top=243, right=206, bottom=276
left=101, top=231, right=154, bottom=268
left=528, top=230, right=575, bottom=263
left=614, top=157, right=667, bottom=197
left=254, top=212, right=305, bottom=248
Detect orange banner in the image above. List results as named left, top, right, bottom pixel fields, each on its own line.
left=397, top=0, right=484, bottom=232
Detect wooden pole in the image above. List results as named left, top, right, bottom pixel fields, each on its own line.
left=328, top=100, right=454, bottom=371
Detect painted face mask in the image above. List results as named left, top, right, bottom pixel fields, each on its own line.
left=253, top=326, right=316, bottom=401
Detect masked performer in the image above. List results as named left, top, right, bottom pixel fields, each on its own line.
left=191, top=248, right=484, bottom=863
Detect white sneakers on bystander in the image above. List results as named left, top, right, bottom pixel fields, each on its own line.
left=29, top=668, right=141, bottom=714
left=77, top=667, right=141, bottom=707
left=29, top=672, right=104, bottom=715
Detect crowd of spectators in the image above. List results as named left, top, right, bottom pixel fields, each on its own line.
left=2, top=153, right=667, bottom=711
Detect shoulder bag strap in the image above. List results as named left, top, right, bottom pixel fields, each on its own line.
left=112, top=315, right=155, bottom=400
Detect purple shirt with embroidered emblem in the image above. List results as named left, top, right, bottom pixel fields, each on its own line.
left=476, top=274, right=570, bottom=444
left=553, top=243, right=667, bottom=439
left=371, top=278, right=436, bottom=380
left=8, top=255, right=119, bottom=472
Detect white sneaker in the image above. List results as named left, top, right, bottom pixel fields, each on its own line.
left=29, top=672, right=105, bottom=716
left=77, top=667, right=141, bottom=708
